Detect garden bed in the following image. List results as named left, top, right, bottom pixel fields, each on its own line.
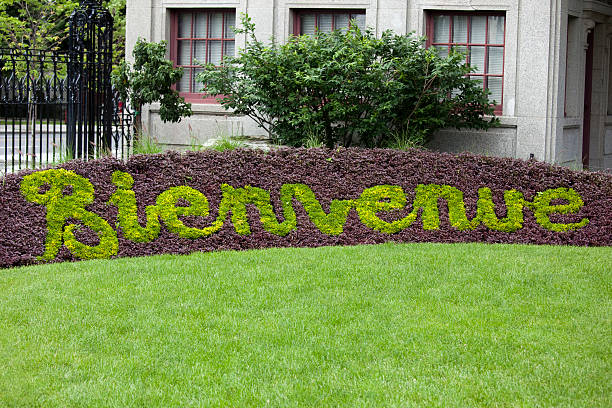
left=1, top=148, right=611, bottom=268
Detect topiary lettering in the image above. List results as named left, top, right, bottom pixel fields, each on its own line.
left=21, top=169, right=118, bottom=261
left=21, top=169, right=590, bottom=261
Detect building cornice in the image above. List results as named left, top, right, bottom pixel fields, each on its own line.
left=583, top=1, right=612, bottom=17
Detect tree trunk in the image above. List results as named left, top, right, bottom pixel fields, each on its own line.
left=132, top=107, right=142, bottom=141
left=322, top=110, right=334, bottom=149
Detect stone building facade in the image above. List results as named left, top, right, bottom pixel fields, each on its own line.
left=126, top=0, right=612, bottom=170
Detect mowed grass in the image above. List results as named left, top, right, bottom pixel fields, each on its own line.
left=0, top=243, right=610, bottom=407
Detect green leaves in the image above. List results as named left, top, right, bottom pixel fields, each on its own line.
left=0, top=0, right=78, bottom=50
left=198, top=13, right=499, bottom=148
left=104, top=0, right=127, bottom=68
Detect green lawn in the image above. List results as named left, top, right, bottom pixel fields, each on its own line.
left=0, top=243, right=610, bottom=407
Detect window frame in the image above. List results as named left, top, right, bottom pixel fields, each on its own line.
left=169, top=8, right=236, bottom=103
left=426, top=10, right=506, bottom=114
left=292, top=9, right=366, bottom=36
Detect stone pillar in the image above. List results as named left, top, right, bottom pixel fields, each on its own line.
left=514, top=0, right=555, bottom=161
left=603, top=20, right=612, bottom=170
left=125, top=0, right=153, bottom=64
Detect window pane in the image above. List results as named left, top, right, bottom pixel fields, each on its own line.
left=224, top=13, right=235, bottom=39
left=470, top=15, right=486, bottom=43
left=178, top=13, right=192, bottom=38
left=209, top=12, right=223, bottom=38
left=319, top=14, right=333, bottom=33
left=300, top=14, right=316, bottom=35
left=193, top=40, right=205, bottom=64
left=224, top=41, right=235, bottom=59
left=353, top=14, right=366, bottom=30
left=194, top=13, right=207, bottom=38
left=176, top=68, right=191, bottom=92
left=487, top=76, right=502, bottom=103
left=433, top=15, right=450, bottom=43
left=470, top=76, right=484, bottom=88
left=192, top=68, right=204, bottom=92
left=488, top=16, right=505, bottom=44
left=177, top=40, right=191, bottom=66
left=335, top=14, right=350, bottom=32
left=469, top=46, right=485, bottom=74
left=452, top=15, right=468, bottom=43
left=208, top=40, right=222, bottom=64
left=434, top=45, right=448, bottom=58
left=487, top=46, right=504, bottom=74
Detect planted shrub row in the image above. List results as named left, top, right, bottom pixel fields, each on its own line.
left=1, top=148, right=611, bottom=268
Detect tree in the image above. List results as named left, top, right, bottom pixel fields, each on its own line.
left=0, top=0, right=125, bottom=65
left=105, top=0, right=126, bottom=68
left=197, top=14, right=499, bottom=148
left=112, top=38, right=192, bottom=138
left=0, top=0, right=78, bottom=51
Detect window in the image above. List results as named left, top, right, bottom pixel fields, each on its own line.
left=293, top=10, right=365, bottom=35
left=170, top=9, right=235, bottom=102
left=427, top=12, right=505, bottom=113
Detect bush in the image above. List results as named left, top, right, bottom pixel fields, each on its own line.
left=197, top=14, right=499, bottom=148
left=0, top=149, right=610, bottom=268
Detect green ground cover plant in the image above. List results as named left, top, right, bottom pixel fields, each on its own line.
left=0, top=243, right=610, bottom=407
left=17, top=168, right=590, bottom=261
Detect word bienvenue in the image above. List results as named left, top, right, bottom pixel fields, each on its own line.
left=20, top=169, right=589, bottom=260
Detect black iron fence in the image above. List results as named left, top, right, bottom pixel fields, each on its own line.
left=0, top=0, right=133, bottom=174
left=0, top=48, right=70, bottom=172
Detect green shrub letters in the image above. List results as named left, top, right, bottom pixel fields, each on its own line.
left=20, top=169, right=590, bottom=261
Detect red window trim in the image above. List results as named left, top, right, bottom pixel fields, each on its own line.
left=292, top=9, right=366, bottom=36
left=426, top=10, right=506, bottom=115
left=169, top=8, right=235, bottom=104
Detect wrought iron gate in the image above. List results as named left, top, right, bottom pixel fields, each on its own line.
left=0, top=0, right=132, bottom=174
